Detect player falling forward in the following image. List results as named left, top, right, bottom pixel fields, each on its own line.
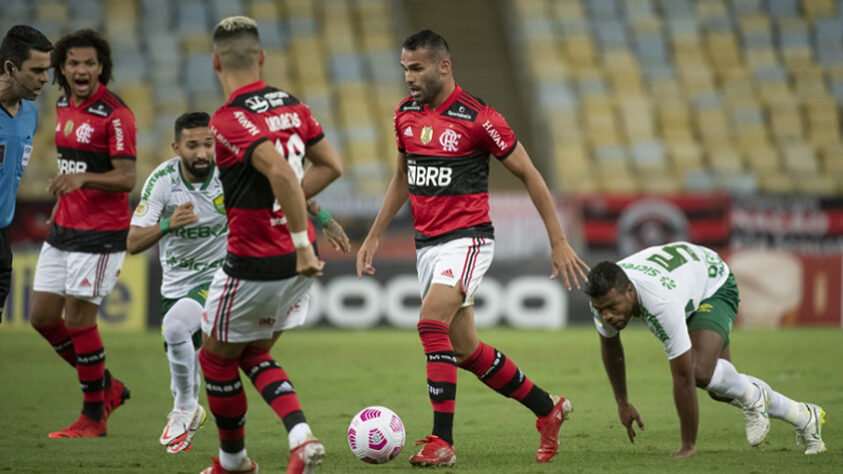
left=30, top=29, right=134, bottom=438
left=127, top=113, right=350, bottom=455
left=586, top=241, right=827, bottom=457
left=201, top=16, right=343, bottom=474
left=357, top=30, right=589, bottom=467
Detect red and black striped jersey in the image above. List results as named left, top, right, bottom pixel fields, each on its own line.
left=393, top=84, right=517, bottom=248
left=49, top=84, right=137, bottom=253
left=210, top=80, right=323, bottom=280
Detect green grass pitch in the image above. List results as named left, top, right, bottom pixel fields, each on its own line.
left=1, top=327, right=841, bottom=473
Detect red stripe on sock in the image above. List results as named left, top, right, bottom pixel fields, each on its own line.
left=34, top=319, right=76, bottom=366
left=460, top=341, right=535, bottom=401
left=199, top=347, right=246, bottom=443
left=240, top=347, right=303, bottom=419
left=69, top=325, right=105, bottom=403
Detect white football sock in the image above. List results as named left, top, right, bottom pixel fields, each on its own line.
left=219, top=448, right=249, bottom=470
left=744, top=375, right=810, bottom=427
left=289, top=422, right=312, bottom=450
left=706, top=358, right=757, bottom=405
left=162, top=298, right=203, bottom=412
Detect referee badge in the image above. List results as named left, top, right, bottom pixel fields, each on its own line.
left=421, top=126, right=433, bottom=145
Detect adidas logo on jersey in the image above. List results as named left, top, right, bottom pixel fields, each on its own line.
left=441, top=269, right=454, bottom=278
left=404, top=126, right=413, bottom=137
left=80, top=278, right=92, bottom=288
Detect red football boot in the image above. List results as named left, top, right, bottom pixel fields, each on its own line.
left=535, top=395, right=572, bottom=462
left=200, top=456, right=258, bottom=474
left=287, top=438, right=325, bottom=474
left=408, top=435, right=456, bottom=467
left=48, top=414, right=107, bottom=438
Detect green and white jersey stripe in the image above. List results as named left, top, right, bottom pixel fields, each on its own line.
left=593, top=241, right=730, bottom=360
left=131, top=157, right=228, bottom=299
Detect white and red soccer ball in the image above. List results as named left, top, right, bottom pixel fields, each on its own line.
left=347, top=406, right=405, bottom=464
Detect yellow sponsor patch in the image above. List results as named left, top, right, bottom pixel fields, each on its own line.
left=697, top=303, right=714, bottom=313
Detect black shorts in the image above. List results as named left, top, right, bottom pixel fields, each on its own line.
left=0, top=226, right=11, bottom=321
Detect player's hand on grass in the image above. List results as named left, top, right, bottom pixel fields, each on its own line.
left=671, top=446, right=695, bottom=458
left=170, top=202, right=200, bottom=229
left=618, top=402, right=644, bottom=443
left=48, top=173, right=86, bottom=195
left=323, top=219, right=351, bottom=253
left=356, top=237, right=379, bottom=278
left=296, top=245, right=324, bottom=277
left=550, top=238, right=590, bottom=291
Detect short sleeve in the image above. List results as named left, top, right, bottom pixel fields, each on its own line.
left=131, top=169, right=167, bottom=227
left=108, top=107, right=137, bottom=159
left=393, top=110, right=406, bottom=153
left=210, top=109, right=268, bottom=167
left=648, top=303, right=692, bottom=360
left=299, top=103, right=325, bottom=146
left=476, top=106, right=516, bottom=160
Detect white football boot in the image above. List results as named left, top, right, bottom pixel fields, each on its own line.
left=742, top=383, right=771, bottom=446
left=167, top=405, right=207, bottom=453
left=795, top=403, right=827, bottom=455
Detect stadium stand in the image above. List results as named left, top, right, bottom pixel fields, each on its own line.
left=510, top=0, right=843, bottom=195
left=3, top=0, right=402, bottom=199
left=4, top=0, right=841, bottom=198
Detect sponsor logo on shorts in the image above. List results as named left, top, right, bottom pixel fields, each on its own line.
left=441, top=269, right=454, bottom=278
left=80, top=278, right=92, bottom=288
left=258, top=317, right=276, bottom=326
left=697, top=303, right=713, bottom=313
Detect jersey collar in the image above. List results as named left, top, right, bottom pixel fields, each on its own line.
left=69, top=83, right=106, bottom=109
left=178, top=160, right=215, bottom=191
left=225, top=80, right=266, bottom=106
left=423, top=84, right=462, bottom=114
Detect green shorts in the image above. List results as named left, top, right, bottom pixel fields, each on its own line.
left=687, top=272, right=739, bottom=349
left=160, top=282, right=209, bottom=350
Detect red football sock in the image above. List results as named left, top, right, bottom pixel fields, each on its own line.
left=240, top=346, right=306, bottom=431
left=34, top=319, right=77, bottom=366
left=199, top=347, right=246, bottom=453
left=460, top=341, right=553, bottom=417
left=69, top=325, right=106, bottom=420
left=418, top=319, right=457, bottom=445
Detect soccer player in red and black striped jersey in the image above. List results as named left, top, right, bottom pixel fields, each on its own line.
left=357, top=30, right=590, bottom=467
left=29, top=29, right=133, bottom=438
left=199, top=17, right=342, bottom=474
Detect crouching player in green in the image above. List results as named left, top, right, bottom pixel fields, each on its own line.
left=585, top=241, right=826, bottom=458
left=128, top=112, right=349, bottom=454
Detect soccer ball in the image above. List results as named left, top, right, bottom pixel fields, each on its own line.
left=347, top=406, right=406, bottom=464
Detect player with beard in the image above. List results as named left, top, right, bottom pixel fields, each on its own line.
left=0, top=25, right=52, bottom=322
left=357, top=30, right=589, bottom=467
left=127, top=112, right=350, bottom=455
left=29, top=29, right=134, bottom=438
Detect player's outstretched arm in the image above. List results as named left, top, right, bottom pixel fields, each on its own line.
left=48, top=158, right=136, bottom=195
left=127, top=202, right=199, bottom=254
left=668, top=350, right=698, bottom=458
left=600, top=333, right=644, bottom=443
left=301, top=139, right=343, bottom=199
left=500, top=142, right=589, bottom=290
left=356, top=152, right=409, bottom=278
left=252, top=140, right=323, bottom=277
left=307, top=199, right=351, bottom=253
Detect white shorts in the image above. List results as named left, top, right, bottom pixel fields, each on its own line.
left=416, top=237, right=494, bottom=307
left=32, top=242, right=126, bottom=306
left=202, top=269, right=313, bottom=343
